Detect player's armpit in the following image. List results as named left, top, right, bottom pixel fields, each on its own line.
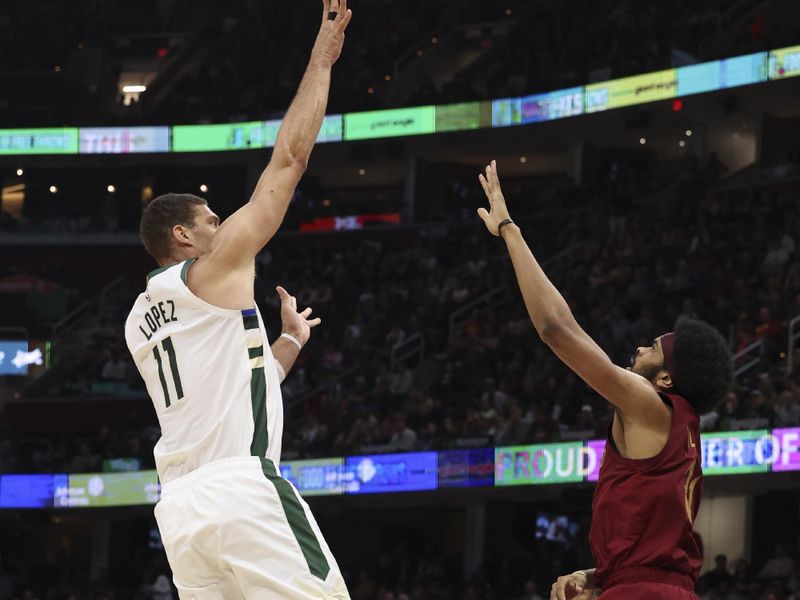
left=542, top=323, right=671, bottom=426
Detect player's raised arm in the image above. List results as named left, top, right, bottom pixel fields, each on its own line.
left=477, top=161, right=669, bottom=427
left=208, top=0, right=352, bottom=270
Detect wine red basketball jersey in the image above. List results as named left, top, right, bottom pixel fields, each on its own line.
left=589, top=393, right=704, bottom=591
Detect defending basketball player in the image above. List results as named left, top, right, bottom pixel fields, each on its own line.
left=476, top=161, right=733, bottom=600
left=124, top=2, right=352, bottom=598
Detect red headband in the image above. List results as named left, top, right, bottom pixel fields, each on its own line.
left=661, top=332, right=676, bottom=375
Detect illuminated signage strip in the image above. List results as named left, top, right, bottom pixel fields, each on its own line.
left=0, top=45, right=789, bottom=156
left=2, top=427, right=799, bottom=508
left=79, top=126, right=170, bottom=154
left=0, top=128, right=78, bottom=155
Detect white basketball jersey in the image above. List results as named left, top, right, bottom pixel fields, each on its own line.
left=124, top=259, right=284, bottom=484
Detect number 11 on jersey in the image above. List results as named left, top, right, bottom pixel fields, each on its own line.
left=152, top=336, right=184, bottom=407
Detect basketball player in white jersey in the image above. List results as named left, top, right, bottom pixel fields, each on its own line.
left=124, top=2, right=352, bottom=598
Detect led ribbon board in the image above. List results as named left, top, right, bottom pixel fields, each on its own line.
left=495, top=442, right=593, bottom=485
left=280, top=458, right=345, bottom=496
left=0, top=128, right=78, bottom=154
left=79, top=127, right=170, bottom=154
left=343, top=452, right=438, bottom=494
left=172, top=121, right=269, bottom=152
left=769, top=44, right=800, bottom=79
left=344, top=106, right=436, bottom=141
left=677, top=52, right=768, bottom=96
left=58, top=471, right=160, bottom=507
left=585, top=69, right=678, bottom=113
left=492, top=87, right=584, bottom=127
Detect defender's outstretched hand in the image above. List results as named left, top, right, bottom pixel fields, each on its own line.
left=477, top=160, right=512, bottom=236
left=311, top=0, right=353, bottom=68
left=277, top=286, right=321, bottom=347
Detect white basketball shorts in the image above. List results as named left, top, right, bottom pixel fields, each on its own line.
left=154, top=456, right=350, bottom=599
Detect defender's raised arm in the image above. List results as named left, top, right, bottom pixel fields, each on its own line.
left=477, top=160, right=669, bottom=431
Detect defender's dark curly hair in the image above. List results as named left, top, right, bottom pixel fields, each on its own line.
left=140, top=193, right=207, bottom=262
left=670, top=318, right=734, bottom=414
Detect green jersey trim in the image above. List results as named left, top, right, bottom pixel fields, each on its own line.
left=180, top=258, right=197, bottom=285
left=242, top=308, right=268, bottom=457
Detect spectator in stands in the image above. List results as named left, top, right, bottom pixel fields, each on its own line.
left=773, top=390, right=800, bottom=427
left=700, top=554, right=734, bottom=591
left=389, top=414, right=418, bottom=452
left=150, top=574, right=175, bottom=600
left=758, top=544, right=794, bottom=583
left=520, top=579, right=545, bottom=600
left=100, top=350, right=128, bottom=382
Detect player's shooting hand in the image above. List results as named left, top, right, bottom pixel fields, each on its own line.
left=477, top=160, right=512, bottom=237
left=310, top=0, right=353, bottom=68
left=550, top=571, right=589, bottom=600
left=277, top=286, right=321, bottom=347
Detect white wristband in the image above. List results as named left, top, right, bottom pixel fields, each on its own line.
left=280, top=333, right=303, bottom=350
left=274, top=361, right=287, bottom=383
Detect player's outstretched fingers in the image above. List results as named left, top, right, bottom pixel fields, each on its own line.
left=308, top=317, right=322, bottom=328
left=321, top=0, right=331, bottom=21
left=300, top=307, right=313, bottom=319
left=276, top=285, right=290, bottom=301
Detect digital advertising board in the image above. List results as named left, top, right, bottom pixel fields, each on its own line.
left=0, top=128, right=78, bottom=155
left=701, top=430, right=772, bottom=475
left=172, top=121, right=267, bottom=152
left=495, top=442, right=592, bottom=486
left=79, top=126, right=170, bottom=154
left=0, top=340, right=34, bottom=375
left=434, top=101, right=486, bottom=132
left=438, top=448, right=494, bottom=488
left=343, top=452, right=438, bottom=494
left=280, top=458, right=344, bottom=496
left=344, top=106, right=436, bottom=141
left=585, top=69, right=677, bottom=113
left=0, top=474, right=68, bottom=508
left=58, top=471, right=160, bottom=507
left=492, top=88, right=583, bottom=127
left=769, top=44, right=800, bottom=79
left=677, top=53, right=768, bottom=97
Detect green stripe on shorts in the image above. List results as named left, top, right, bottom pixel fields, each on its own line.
left=260, top=458, right=330, bottom=581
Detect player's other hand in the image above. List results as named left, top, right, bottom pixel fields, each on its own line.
left=550, top=571, right=589, bottom=600
left=477, top=160, right=512, bottom=237
left=277, top=286, right=321, bottom=347
left=310, top=0, right=352, bottom=68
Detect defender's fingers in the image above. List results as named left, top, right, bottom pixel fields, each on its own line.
left=339, top=7, right=353, bottom=29
left=300, top=307, right=313, bottom=318
left=477, top=207, right=490, bottom=222
left=490, top=159, right=500, bottom=186
left=308, top=317, right=322, bottom=328
left=276, top=286, right=290, bottom=300
left=478, top=174, right=491, bottom=199
left=322, top=0, right=331, bottom=20
left=338, top=0, right=347, bottom=20
left=485, top=164, right=495, bottom=190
